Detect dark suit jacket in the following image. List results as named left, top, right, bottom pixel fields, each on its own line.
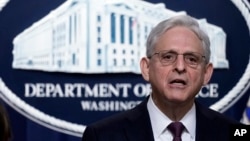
left=82, top=98, right=241, bottom=141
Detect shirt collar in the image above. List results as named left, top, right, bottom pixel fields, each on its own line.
left=180, top=102, right=196, bottom=139
left=147, top=95, right=172, bottom=138
left=147, top=95, right=196, bottom=139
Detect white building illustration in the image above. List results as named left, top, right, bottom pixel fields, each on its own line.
left=12, top=0, right=229, bottom=74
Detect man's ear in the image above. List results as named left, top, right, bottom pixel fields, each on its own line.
left=203, top=63, right=214, bottom=85
left=140, top=57, right=150, bottom=81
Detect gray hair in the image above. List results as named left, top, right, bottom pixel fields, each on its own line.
left=146, top=15, right=211, bottom=64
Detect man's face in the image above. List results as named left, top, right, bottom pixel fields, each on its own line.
left=141, top=26, right=213, bottom=105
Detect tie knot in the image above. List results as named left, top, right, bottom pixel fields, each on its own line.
left=168, top=122, right=185, bottom=138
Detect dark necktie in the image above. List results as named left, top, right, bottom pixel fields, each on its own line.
left=167, top=122, right=185, bottom=141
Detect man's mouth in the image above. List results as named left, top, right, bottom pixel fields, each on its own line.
left=170, top=79, right=187, bottom=85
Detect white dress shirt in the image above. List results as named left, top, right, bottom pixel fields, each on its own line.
left=147, top=95, right=196, bottom=141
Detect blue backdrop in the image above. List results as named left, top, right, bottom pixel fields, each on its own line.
left=0, top=0, right=250, bottom=141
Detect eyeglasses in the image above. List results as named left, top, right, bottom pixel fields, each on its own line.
left=148, top=50, right=206, bottom=68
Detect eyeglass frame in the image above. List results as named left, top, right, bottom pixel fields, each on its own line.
left=148, top=50, right=206, bottom=68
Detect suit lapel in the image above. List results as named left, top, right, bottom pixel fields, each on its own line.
left=123, top=98, right=154, bottom=141
left=195, top=101, right=220, bottom=141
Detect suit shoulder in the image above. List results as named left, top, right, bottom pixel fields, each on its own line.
left=87, top=99, right=147, bottom=129
left=196, top=101, right=241, bottom=125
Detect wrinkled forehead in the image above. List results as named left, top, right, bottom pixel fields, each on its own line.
left=154, top=26, right=204, bottom=53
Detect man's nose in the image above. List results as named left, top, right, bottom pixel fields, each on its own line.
left=173, top=55, right=186, bottom=73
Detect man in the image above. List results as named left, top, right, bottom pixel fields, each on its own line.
left=82, top=15, right=240, bottom=141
